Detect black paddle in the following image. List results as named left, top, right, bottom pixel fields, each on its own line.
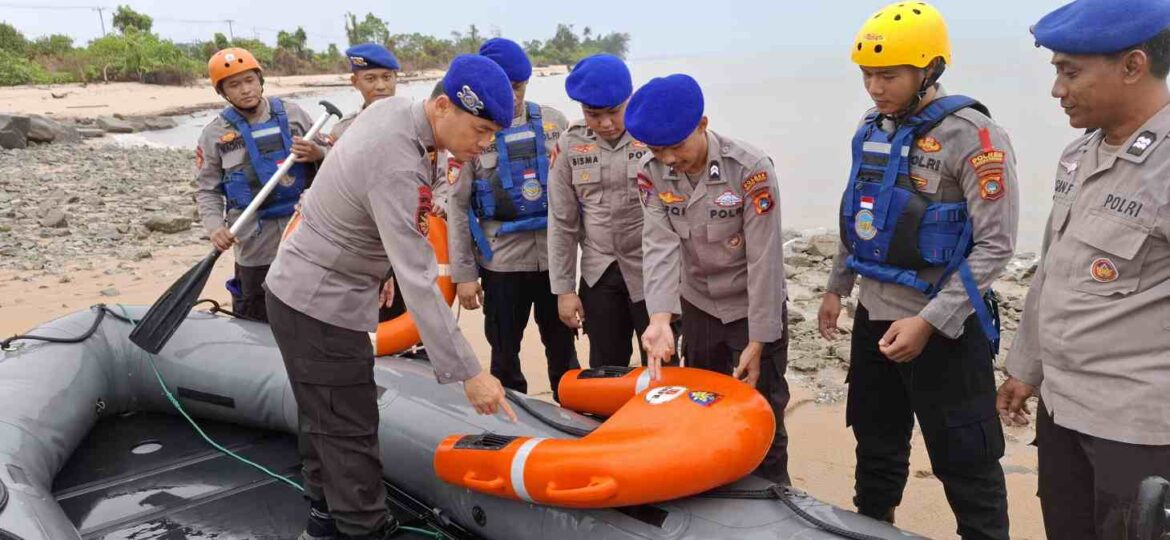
left=130, top=100, right=342, bottom=353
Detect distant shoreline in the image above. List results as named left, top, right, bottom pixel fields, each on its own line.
left=0, top=65, right=568, bottom=122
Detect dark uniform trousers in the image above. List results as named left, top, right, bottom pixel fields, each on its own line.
left=480, top=268, right=579, bottom=402
left=847, top=304, right=1009, bottom=540
left=266, top=293, right=389, bottom=536
left=681, top=299, right=790, bottom=486
left=234, top=263, right=271, bottom=322
left=578, top=263, right=650, bottom=368
left=1036, top=401, right=1170, bottom=539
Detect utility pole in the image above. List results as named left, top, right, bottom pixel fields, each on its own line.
left=95, top=7, right=105, bottom=35
left=226, top=19, right=235, bottom=41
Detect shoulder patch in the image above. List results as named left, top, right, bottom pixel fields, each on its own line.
left=447, top=157, right=462, bottom=184
left=416, top=186, right=433, bottom=235
left=742, top=170, right=769, bottom=193
left=752, top=189, right=774, bottom=215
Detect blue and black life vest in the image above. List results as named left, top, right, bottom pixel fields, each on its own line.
left=467, top=102, right=551, bottom=261
left=219, top=97, right=307, bottom=221
left=840, top=95, right=1001, bottom=353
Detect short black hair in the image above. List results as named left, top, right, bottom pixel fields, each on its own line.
left=430, top=79, right=444, bottom=98
left=1113, top=27, right=1170, bottom=79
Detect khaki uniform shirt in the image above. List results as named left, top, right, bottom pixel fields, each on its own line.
left=547, top=121, right=648, bottom=300
left=1006, top=103, right=1170, bottom=445
left=447, top=104, right=567, bottom=282
left=327, top=105, right=451, bottom=215
left=265, top=97, right=480, bottom=384
left=195, top=98, right=315, bottom=267
left=826, top=96, right=1020, bottom=339
left=640, top=130, right=787, bottom=343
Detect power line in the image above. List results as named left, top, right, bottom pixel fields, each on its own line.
left=0, top=2, right=109, bottom=36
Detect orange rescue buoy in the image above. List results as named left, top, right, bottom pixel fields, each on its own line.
left=434, top=367, right=776, bottom=508
left=281, top=210, right=455, bottom=356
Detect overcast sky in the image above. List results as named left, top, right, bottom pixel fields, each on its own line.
left=2, top=0, right=1067, bottom=59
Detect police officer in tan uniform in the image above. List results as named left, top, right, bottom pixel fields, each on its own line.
left=195, top=47, right=325, bottom=322
left=264, top=55, right=516, bottom=540
left=817, top=4, right=1017, bottom=537
left=632, top=74, right=791, bottom=485
left=448, top=38, right=579, bottom=400
left=998, top=1, right=1170, bottom=536
left=548, top=54, right=652, bottom=368
left=327, top=43, right=400, bottom=144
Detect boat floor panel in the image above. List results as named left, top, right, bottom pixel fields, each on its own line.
left=51, top=412, right=456, bottom=539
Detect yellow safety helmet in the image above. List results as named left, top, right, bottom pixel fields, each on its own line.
left=851, top=2, right=952, bottom=69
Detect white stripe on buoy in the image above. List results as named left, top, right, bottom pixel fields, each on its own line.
left=510, top=438, right=545, bottom=503
left=438, top=264, right=450, bottom=277
left=634, top=369, right=652, bottom=395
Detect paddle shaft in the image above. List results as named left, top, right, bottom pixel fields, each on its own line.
left=227, top=108, right=333, bottom=238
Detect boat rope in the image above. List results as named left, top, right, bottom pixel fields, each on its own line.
left=700, top=484, right=889, bottom=540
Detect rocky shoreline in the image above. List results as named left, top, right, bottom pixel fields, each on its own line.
left=0, top=142, right=206, bottom=274
left=0, top=141, right=1040, bottom=403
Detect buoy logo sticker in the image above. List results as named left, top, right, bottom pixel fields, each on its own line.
left=645, top=386, right=688, bottom=405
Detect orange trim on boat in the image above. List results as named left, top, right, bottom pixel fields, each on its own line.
left=282, top=210, right=455, bottom=356
left=434, top=367, right=776, bottom=508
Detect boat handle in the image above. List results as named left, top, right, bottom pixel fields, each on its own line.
left=462, top=471, right=506, bottom=491
left=544, top=476, right=619, bottom=503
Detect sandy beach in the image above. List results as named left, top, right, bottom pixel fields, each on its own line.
left=0, top=72, right=1043, bottom=537
left=0, top=65, right=569, bottom=120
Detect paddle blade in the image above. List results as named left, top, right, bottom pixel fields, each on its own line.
left=129, top=251, right=221, bottom=354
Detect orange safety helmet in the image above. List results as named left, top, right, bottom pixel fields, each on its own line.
left=208, top=47, right=263, bottom=89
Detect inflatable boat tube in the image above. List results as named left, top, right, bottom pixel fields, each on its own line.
left=0, top=306, right=923, bottom=540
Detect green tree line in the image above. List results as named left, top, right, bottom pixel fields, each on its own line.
left=0, top=6, right=630, bottom=87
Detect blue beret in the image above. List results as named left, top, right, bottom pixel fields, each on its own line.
left=565, top=54, right=632, bottom=109
left=1033, top=0, right=1170, bottom=54
left=624, top=74, right=704, bottom=147
left=443, top=54, right=514, bottom=127
left=478, top=38, right=532, bottom=82
left=345, top=43, right=400, bottom=72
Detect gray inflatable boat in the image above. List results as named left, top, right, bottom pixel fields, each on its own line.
left=0, top=305, right=922, bottom=539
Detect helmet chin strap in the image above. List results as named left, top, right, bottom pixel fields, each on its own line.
left=888, top=58, right=947, bottom=123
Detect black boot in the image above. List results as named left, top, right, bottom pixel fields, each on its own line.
left=298, top=499, right=337, bottom=540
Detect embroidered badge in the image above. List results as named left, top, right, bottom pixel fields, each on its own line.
left=447, top=157, right=462, bottom=184
left=1128, top=130, right=1157, bottom=157
left=855, top=209, right=877, bottom=240
left=741, top=170, right=768, bottom=193
left=456, top=85, right=484, bottom=114
left=969, top=150, right=1005, bottom=170
left=218, top=131, right=239, bottom=144
left=416, top=186, right=433, bottom=235
left=521, top=175, right=543, bottom=201
left=916, top=137, right=942, bottom=153
left=709, top=161, right=721, bottom=180
left=1090, top=257, right=1118, bottom=283
left=659, top=192, right=687, bottom=204
left=645, top=386, right=688, bottom=405
left=752, top=190, right=774, bottom=215
left=572, top=143, right=596, bottom=154
left=688, top=391, right=722, bottom=407
left=979, top=173, right=1005, bottom=201
left=714, top=189, right=743, bottom=208
left=911, top=175, right=929, bottom=191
